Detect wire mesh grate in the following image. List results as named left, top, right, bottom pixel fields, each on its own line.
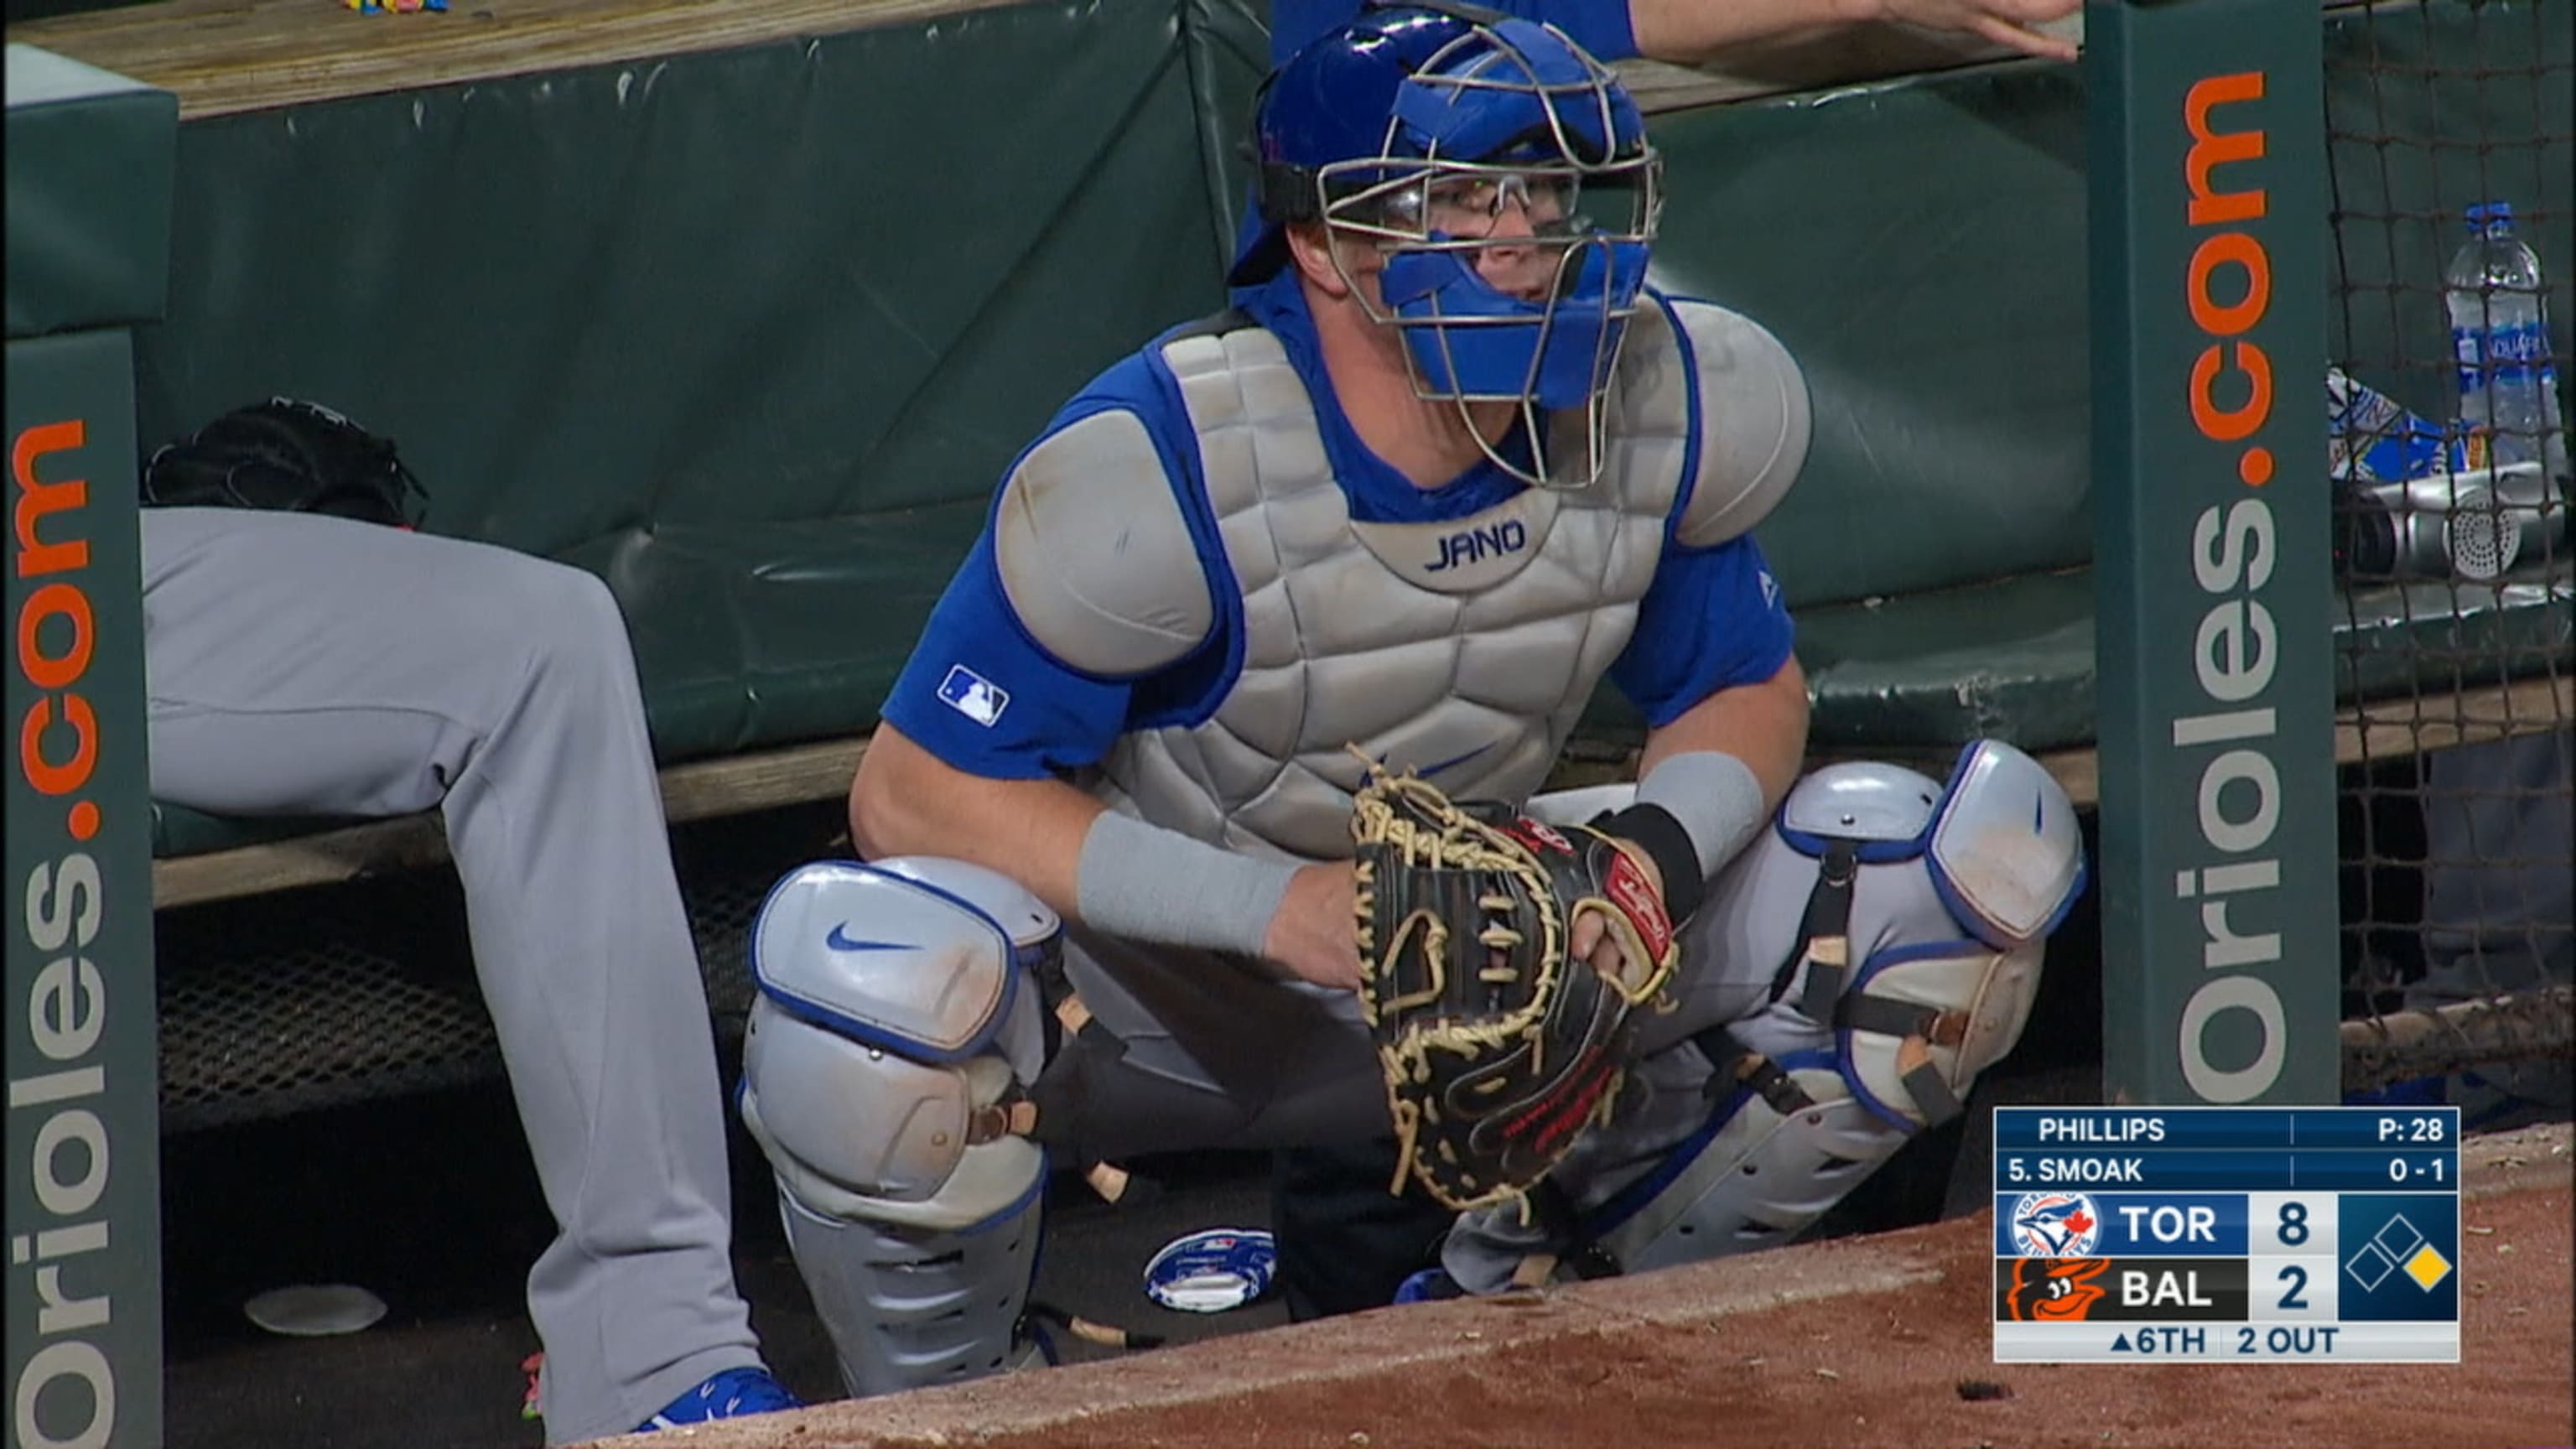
left=155, top=801, right=844, bottom=1132
left=2324, top=0, right=2573, bottom=1104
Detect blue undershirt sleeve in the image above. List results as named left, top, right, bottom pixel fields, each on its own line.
left=1607, top=534, right=1796, bottom=730
left=880, top=364, right=1224, bottom=779
left=878, top=531, right=1134, bottom=780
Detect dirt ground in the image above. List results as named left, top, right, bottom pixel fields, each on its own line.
left=611, top=1124, right=2574, bottom=1449
left=967, top=1186, right=2572, bottom=1449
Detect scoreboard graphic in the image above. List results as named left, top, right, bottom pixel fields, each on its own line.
left=1992, top=1107, right=2460, bottom=1363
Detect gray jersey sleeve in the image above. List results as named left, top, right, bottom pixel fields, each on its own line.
left=991, top=408, right=1215, bottom=677
left=1667, top=301, right=1813, bottom=549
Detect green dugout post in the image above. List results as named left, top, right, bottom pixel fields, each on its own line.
left=6, top=43, right=174, bottom=1449
left=2086, top=0, right=2340, bottom=1107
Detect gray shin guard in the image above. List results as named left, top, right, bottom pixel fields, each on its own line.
left=1576, top=742, right=2085, bottom=1277
left=778, top=1183, right=1043, bottom=1400
left=740, top=856, right=1062, bottom=1400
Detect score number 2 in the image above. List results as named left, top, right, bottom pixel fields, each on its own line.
left=2276, top=1264, right=2310, bottom=1309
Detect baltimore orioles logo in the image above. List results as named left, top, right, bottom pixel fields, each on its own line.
left=2005, top=1257, right=2111, bottom=1322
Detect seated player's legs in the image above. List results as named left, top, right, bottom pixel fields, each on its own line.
left=740, top=854, right=1389, bottom=1398
left=1441, top=740, right=2085, bottom=1292
left=142, top=506, right=576, bottom=818
left=139, top=507, right=763, bottom=1441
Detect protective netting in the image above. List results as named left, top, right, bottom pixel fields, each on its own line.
left=2324, top=0, right=2573, bottom=1102
left=155, top=801, right=844, bottom=1132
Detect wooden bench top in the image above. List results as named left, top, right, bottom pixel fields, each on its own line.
left=6, top=0, right=1031, bottom=120
left=8, top=0, right=2083, bottom=122
left=27, top=0, right=2423, bottom=127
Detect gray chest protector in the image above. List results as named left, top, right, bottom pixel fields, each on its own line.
left=993, top=297, right=1811, bottom=860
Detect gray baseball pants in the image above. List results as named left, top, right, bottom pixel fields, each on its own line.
left=139, top=508, right=760, bottom=1443
left=1028, top=782, right=1767, bottom=1290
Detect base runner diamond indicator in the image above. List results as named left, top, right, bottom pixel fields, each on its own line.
left=2403, top=1245, right=2452, bottom=1291
left=2345, top=1244, right=2396, bottom=1292
left=2372, top=1213, right=2425, bottom=1263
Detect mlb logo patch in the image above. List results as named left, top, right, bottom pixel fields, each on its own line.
left=937, top=664, right=1010, bottom=727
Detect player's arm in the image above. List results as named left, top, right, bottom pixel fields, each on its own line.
left=1545, top=641, right=1811, bottom=990
left=851, top=400, right=1364, bottom=989
left=849, top=725, right=1104, bottom=918
left=1628, top=0, right=2078, bottom=65
left=1587, top=574, right=1805, bottom=962
left=1637, top=652, right=1809, bottom=812
left=1587, top=296, right=1814, bottom=943
left=852, top=401, right=1209, bottom=918
left=850, top=408, right=1163, bottom=909
left=1267, top=0, right=2075, bottom=70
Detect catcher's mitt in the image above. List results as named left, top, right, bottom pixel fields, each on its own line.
left=1350, top=766, right=1680, bottom=1212
left=143, top=397, right=428, bottom=528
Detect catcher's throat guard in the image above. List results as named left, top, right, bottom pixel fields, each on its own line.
left=1351, top=765, right=1680, bottom=1212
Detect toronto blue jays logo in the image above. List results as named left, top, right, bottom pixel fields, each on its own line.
left=2009, top=1192, right=2102, bottom=1257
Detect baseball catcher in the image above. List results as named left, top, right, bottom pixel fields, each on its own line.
left=730, top=6, right=2085, bottom=1402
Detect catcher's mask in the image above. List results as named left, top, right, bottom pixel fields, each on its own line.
left=1233, top=3, right=1662, bottom=490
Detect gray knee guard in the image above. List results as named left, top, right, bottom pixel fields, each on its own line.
left=737, top=857, right=1058, bottom=1398
left=1588, top=740, right=2085, bottom=1272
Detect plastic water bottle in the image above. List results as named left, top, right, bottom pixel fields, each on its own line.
left=2444, top=201, right=2568, bottom=493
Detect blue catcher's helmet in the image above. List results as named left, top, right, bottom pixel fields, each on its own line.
left=1232, top=3, right=1661, bottom=487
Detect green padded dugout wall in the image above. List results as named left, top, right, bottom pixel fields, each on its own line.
left=138, top=4, right=1226, bottom=540
left=1649, top=62, right=2094, bottom=611
left=121, top=0, right=2571, bottom=775
left=130, top=0, right=1238, bottom=759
